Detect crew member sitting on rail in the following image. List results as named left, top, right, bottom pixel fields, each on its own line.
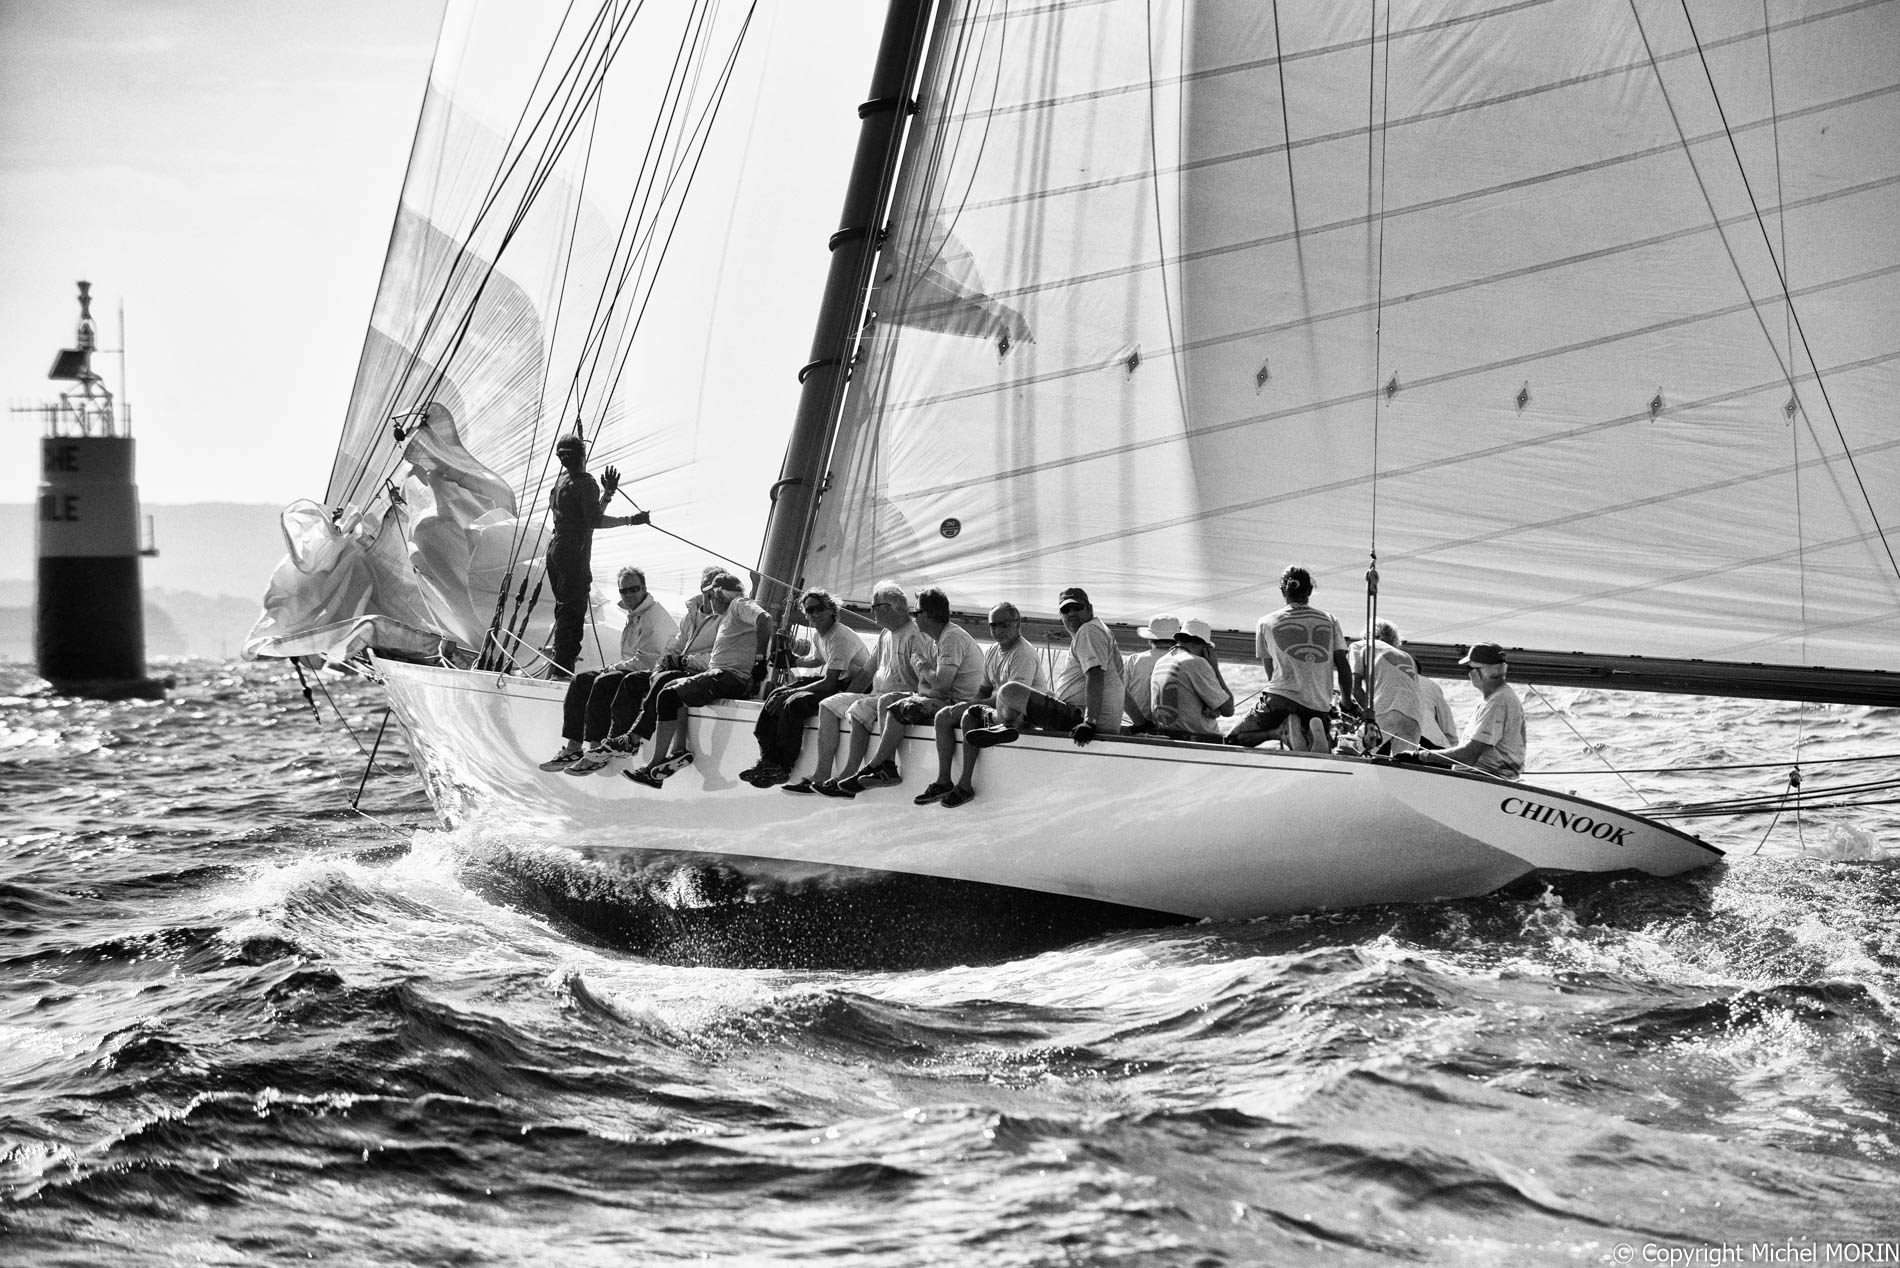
left=837, top=587, right=984, bottom=793
left=1149, top=617, right=1234, bottom=740
left=536, top=564, right=679, bottom=774
left=913, top=602, right=1049, bottom=808
left=1120, top=613, right=1180, bottom=735
left=782, top=579, right=930, bottom=797
left=972, top=585, right=1124, bottom=749
left=1405, top=641, right=1525, bottom=780
left=625, top=573, right=773, bottom=787
left=740, top=588, right=871, bottom=788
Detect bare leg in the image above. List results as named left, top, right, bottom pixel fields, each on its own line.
left=956, top=711, right=985, bottom=791
left=838, top=718, right=873, bottom=780
left=932, top=707, right=961, bottom=786
left=994, top=682, right=1029, bottom=726
left=810, top=712, right=842, bottom=782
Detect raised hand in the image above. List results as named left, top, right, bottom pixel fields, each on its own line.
left=600, top=465, right=620, bottom=499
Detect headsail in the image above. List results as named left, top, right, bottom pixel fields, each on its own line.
left=248, top=1, right=878, bottom=664
left=804, top=0, right=1900, bottom=687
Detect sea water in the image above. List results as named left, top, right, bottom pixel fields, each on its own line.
left=2, top=661, right=1896, bottom=1265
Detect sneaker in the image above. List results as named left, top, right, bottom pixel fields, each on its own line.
left=941, top=786, right=977, bottom=807
left=814, top=778, right=857, bottom=800
left=564, top=750, right=612, bottom=775
left=747, top=766, right=789, bottom=788
left=624, top=765, right=664, bottom=789
left=913, top=781, right=955, bottom=805
left=650, top=751, right=694, bottom=779
left=738, top=763, right=770, bottom=783
left=855, top=762, right=902, bottom=789
left=601, top=733, right=639, bottom=755
left=781, top=778, right=818, bottom=795
left=967, top=725, right=1019, bottom=749
left=537, top=748, right=584, bottom=771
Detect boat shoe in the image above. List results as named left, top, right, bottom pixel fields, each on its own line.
left=852, top=762, right=902, bottom=790
left=813, top=778, right=857, bottom=799
left=913, top=781, right=954, bottom=805
left=780, top=778, right=818, bottom=795
left=967, top=725, right=1018, bottom=749
left=940, top=786, right=977, bottom=808
left=537, top=748, right=584, bottom=771
left=564, top=749, right=613, bottom=775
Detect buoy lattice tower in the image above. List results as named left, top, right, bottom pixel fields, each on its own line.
left=26, top=281, right=165, bottom=699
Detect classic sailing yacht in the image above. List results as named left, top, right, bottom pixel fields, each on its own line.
left=250, top=0, right=1900, bottom=923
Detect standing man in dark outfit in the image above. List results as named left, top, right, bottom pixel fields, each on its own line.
left=546, top=434, right=646, bottom=675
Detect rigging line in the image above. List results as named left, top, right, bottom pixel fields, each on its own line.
left=1656, top=0, right=1900, bottom=584
left=1761, top=0, right=1810, bottom=852
left=308, top=672, right=407, bottom=775
left=382, top=0, right=639, bottom=499
left=495, top=64, right=611, bottom=595
left=1270, top=0, right=1301, bottom=235
left=503, top=0, right=698, bottom=572
left=323, top=0, right=589, bottom=504
left=567, top=0, right=726, bottom=423
left=1536, top=749, right=1900, bottom=775
left=501, top=0, right=714, bottom=590
left=892, top=0, right=1005, bottom=320
left=331, top=0, right=616, bottom=513
left=1521, top=683, right=1647, bottom=805
left=318, top=0, right=461, bottom=505
left=846, top=0, right=992, bottom=568
left=594, top=3, right=759, bottom=423
left=1143, top=0, right=1197, bottom=459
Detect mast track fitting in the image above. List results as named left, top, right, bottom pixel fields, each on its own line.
left=798, top=357, right=844, bottom=384
left=856, top=95, right=918, bottom=120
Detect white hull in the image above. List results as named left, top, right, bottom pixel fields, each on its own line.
left=374, top=657, right=1722, bottom=920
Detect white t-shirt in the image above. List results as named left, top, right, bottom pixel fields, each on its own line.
left=1055, top=617, right=1124, bottom=731
left=1258, top=603, right=1346, bottom=712
left=871, top=620, right=934, bottom=693
left=918, top=621, right=985, bottom=702
left=810, top=620, right=872, bottom=685
left=1466, top=683, right=1527, bottom=778
left=1149, top=647, right=1228, bottom=737
left=986, top=638, right=1049, bottom=696
left=707, top=597, right=765, bottom=674
left=1122, top=647, right=1165, bottom=725
left=1350, top=638, right=1423, bottom=739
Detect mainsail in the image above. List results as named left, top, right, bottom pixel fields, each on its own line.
left=804, top=0, right=1900, bottom=688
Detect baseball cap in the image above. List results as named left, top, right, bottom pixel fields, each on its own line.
left=555, top=435, right=586, bottom=456
left=1459, top=641, right=1508, bottom=666
left=1137, top=613, right=1181, bottom=640
left=1057, top=586, right=1091, bottom=613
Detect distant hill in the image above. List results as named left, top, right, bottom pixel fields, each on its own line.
left=0, top=503, right=284, bottom=661
left=0, top=502, right=288, bottom=597
left=0, top=585, right=258, bottom=662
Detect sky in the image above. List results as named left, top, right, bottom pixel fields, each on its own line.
left=1, top=1, right=447, bottom=508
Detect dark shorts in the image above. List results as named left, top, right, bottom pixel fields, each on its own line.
left=1229, top=692, right=1333, bottom=747
left=1020, top=689, right=1085, bottom=733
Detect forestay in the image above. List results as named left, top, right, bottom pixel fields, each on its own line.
left=804, top=0, right=1900, bottom=680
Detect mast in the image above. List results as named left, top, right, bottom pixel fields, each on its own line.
left=753, top=0, right=935, bottom=617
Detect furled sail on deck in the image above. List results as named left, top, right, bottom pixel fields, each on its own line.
left=805, top=0, right=1900, bottom=682
left=248, top=1, right=876, bottom=664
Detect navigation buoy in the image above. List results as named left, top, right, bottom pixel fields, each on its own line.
left=27, top=282, right=169, bottom=699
